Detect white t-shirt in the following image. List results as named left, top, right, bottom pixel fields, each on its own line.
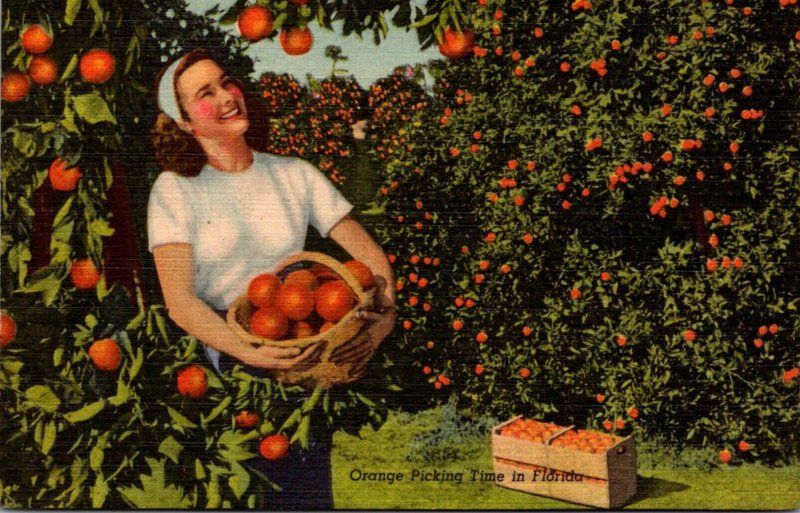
left=147, top=152, right=353, bottom=369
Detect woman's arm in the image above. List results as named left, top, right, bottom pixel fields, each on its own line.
left=153, top=243, right=320, bottom=370
left=328, top=215, right=396, bottom=349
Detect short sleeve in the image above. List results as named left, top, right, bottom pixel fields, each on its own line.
left=302, top=161, right=354, bottom=237
left=147, top=172, right=194, bottom=252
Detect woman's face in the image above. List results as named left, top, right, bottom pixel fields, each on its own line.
left=175, top=59, right=249, bottom=140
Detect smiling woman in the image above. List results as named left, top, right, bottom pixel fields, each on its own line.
left=147, top=49, right=396, bottom=508
left=150, top=50, right=272, bottom=177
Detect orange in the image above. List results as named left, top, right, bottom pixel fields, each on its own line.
left=309, top=263, right=339, bottom=283
left=250, top=306, right=289, bottom=339
left=28, top=55, right=58, bottom=85
left=20, top=24, right=53, bottom=54
left=438, top=28, right=475, bottom=59
left=283, top=269, right=318, bottom=291
left=291, top=321, right=315, bottom=338
left=235, top=410, right=261, bottom=429
left=177, top=365, right=208, bottom=399
left=519, top=368, right=531, bottom=378
left=259, top=434, right=290, bottom=460
left=88, top=338, right=121, bottom=371
left=70, top=258, right=100, bottom=289
left=79, top=49, right=116, bottom=84
left=0, top=313, right=17, bottom=348
left=49, top=157, right=82, bottom=191
left=319, top=320, right=335, bottom=334
left=719, top=450, right=732, bottom=464
left=1, top=71, right=31, bottom=102
left=280, top=27, right=313, bottom=56
left=276, top=284, right=315, bottom=321
left=248, top=273, right=282, bottom=308
left=237, top=6, right=273, bottom=42
left=344, top=260, right=375, bottom=289
left=315, top=280, right=355, bottom=322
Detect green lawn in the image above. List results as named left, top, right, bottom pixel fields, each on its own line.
left=331, top=408, right=800, bottom=510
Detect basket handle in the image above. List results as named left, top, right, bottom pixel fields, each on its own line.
left=274, top=251, right=372, bottom=305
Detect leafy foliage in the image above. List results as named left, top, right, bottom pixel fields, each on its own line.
left=0, top=0, right=398, bottom=507
left=374, top=0, right=800, bottom=466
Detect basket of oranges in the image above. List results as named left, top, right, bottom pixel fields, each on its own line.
left=227, top=251, right=382, bottom=387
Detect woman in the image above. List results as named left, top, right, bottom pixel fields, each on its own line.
left=147, top=49, right=395, bottom=508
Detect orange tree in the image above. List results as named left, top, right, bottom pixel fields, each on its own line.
left=367, top=65, right=431, bottom=165
left=257, top=73, right=366, bottom=184
left=1, top=0, right=399, bottom=507
left=374, top=0, right=800, bottom=465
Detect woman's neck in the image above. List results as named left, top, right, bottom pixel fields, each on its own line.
left=198, top=136, right=253, bottom=173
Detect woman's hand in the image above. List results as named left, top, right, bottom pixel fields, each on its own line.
left=238, top=342, right=324, bottom=371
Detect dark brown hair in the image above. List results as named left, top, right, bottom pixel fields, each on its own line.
left=151, top=49, right=271, bottom=177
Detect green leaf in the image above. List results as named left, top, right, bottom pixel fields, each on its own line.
left=12, top=129, right=38, bottom=157
left=60, top=54, right=79, bottom=82
left=18, top=271, right=64, bottom=306
left=165, top=404, right=198, bottom=432
left=118, top=458, right=192, bottom=509
left=90, top=445, right=105, bottom=472
left=217, top=430, right=256, bottom=463
left=301, top=385, right=323, bottom=413
left=290, top=415, right=311, bottom=449
left=53, top=196, right=75, bottom=228
left=63, top=400, right=105, bottom=423
left=62, top=104, right=80, bottom=134
left=228, top=462, right=250, bottom=499
left=279, top=408, right=302, bottom=431
left=108, top=381, right=131, bottom=407
left=411, top=12, right=437, bottom=29
left=201, top=396, right=232, bottom=427
left=158, top=435, right=184, bottom=464
left=73, top=93, right=116, bottom=125
left=65, top=0, right=82, bottom=25
left=42, top=421, right=57, bottom=455
left=128, top=348, right=144, bottom=380
left=8, top=243, right=32, bottom=287
left=91, top=474, right=109, bottom=508
left=195, top=459, right=207, bottom=480
left=53, top=347, right=64, bottom=367
left=205, top=472, right=221, bottom=509
left=25, top=385, right=61, bottom=413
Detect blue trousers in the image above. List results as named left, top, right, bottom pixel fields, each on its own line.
left=215, top=351, right=335, bottom=510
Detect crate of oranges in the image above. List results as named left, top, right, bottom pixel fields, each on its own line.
left=227, top=251, right=384, bottom=388
left=491, top=416, right=637, bottom=509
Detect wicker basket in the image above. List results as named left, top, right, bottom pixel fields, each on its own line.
left=227, top=251, right=381, bottom=388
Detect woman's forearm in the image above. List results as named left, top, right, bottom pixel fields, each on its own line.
left=166, top=295, right=253, bottom=362
left=328, top=215, right=396, bottom=309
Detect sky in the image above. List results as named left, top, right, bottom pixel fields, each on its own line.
left=185, top=0, right=440, bottom=88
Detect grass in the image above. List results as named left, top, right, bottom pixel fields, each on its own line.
left=331, top=407, right=800, bottom=510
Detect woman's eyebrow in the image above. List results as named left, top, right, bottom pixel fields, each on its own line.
left=194, top=73, right=229, bottom=97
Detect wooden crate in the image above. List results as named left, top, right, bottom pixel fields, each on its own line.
left=491, top=417, right=637, bottom=509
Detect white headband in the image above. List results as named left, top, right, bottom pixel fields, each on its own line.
left=157, top=56, right=184, bottom=122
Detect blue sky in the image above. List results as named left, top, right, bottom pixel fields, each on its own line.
left=185, top=0, right=440, bottom=87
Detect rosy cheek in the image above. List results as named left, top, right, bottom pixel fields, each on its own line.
left=195, top=100, right=215, bottom=119
left=229, top=87, right=243, bottom=100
